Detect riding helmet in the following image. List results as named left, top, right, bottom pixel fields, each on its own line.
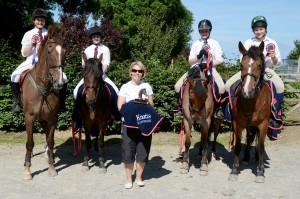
left=251, top=16, right=268, bottom=29
left=198, top=19, right=212, bottom=31
left=89, top=25, right=103, bottom=37
left=32, top=8, right=47, bottom=19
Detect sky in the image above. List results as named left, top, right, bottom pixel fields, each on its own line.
left=181, top=0, right=299, bottom=60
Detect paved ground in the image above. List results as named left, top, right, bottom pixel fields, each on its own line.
left=0, top=125, right=299, bottom=199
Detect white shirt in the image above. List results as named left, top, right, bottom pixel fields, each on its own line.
left=21, top=27, right=47, bottom=60
left=82, top=43, right=110, bottom=67
left=189, top=38, right=223, bottom=64
left=119, top=81, right=153, bottom=103
left=242, top=36, right=282, bottom=66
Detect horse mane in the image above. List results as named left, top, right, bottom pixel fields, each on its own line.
left=248, top=45, right=266, bottom=81
left=188, top=66, right=207, bottom=96
left=82, top=58, right=103, bottom=78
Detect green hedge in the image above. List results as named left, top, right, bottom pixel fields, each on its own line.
left=0, top=38, right=248, bottom=133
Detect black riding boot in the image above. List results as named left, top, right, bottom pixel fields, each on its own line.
left=173, top=92, right=182, bottom=117
left=72, top=85, right=83, bottom=132
left=10, top=82, right=22, bottom=113
left=59, top=83, right=67, bottom=112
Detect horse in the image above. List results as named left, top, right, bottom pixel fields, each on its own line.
left=20, top=25, right=67, bottom=180
left=229, top=41, right=271, bottom=183
left=180, top=64, right=222, bottom=175
left=80, top=53, right=111, bottom=173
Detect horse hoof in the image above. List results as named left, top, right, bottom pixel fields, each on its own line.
left=254, top=176, right=265, bottom=183
left=23, top=173, right=33, bottom=180
left=99, top=168, right=107, bottom=174
left=228, top=174, right=238, bottom=181
left=82, top=166, right=90, bottom=172
left=180, top=168, right=189, bottom=174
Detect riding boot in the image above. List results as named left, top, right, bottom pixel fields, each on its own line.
left=59, top=83, right=68, bottom=112
left=173, top=91, right=182, bottom=117
left=72, top=86, right=83, bottom=132
left=274, top=92, right=284, bottom=115
left=10, top=82, right=22, bottom=113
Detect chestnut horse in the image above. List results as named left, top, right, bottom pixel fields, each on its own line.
left=80, top=53, right=111, bottom=173
left=20, top=25, right=67, bottom=180
left=180, top=65, right=222, bottom=175
left=229, top=41, right=270, bottom=183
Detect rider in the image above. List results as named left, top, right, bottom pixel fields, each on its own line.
left=224, top=16, right=284, bottom=115
left=72, top=25, right=120, bottom=131
left=173, top=19, right=225, bottom=118
left=10, top=8, right=68, bottom=113
left=73, top=25, right=119, bottom=100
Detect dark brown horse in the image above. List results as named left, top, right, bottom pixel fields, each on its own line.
left=180, top=65, right=222, bottom=175
left=20, top=25, right=67, bottom=180
left=229, top=41, right=270, bottom=183
left=80, top=53, right=111, bottom=173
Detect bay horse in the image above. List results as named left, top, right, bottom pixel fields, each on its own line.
left=80, top=53, right=111, bottom=173
left=20, top=25, right=67, bottom=180
left=229, top=41, right=270, bottom=183
left=180, top=64, right=222, bottom=175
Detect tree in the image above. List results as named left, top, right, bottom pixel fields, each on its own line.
left=92, top=0, right=193, bottom=64
left=287, top=40, right=300, bottom=59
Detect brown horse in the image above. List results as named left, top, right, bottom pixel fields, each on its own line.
left=80, top=53, right=111, bottom=173
left=180, top=65, right=222, bottom=175
left=229, top=41, right=270, bottom=183
left=20, top=25, right=67, bottom=180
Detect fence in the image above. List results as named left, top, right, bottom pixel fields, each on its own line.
left=277, top=58, right=300, bottom=82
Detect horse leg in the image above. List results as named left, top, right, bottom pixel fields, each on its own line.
left=98, top=130, right=107, bottom=173
left=82, top=132, right=91, bottom=172
left=228, top=125, right=243, bottom=181
left=45, top=123, right=58, bottom=177
left=180, top=120, right=191, bottom=174
left=199, top=123, right=210, bottom=176
left=211, top=118, right=222, bottom=160
left=242, top=127, right=256, bottom=165
left=23, top=117, right=34, bottom=180
left=255, top=122, right=268, bottom=183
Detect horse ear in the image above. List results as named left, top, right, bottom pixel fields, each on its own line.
left=48, top=25, right=54, bottom=39
left=258, top=41, right=265, bottom=55
left=238, top=41, right=247, bottom=55
left=82, top=52, right=87, bottom=66
left=60, top=27, right=67, bottom=40
left=97, top=53, right=103, bottom=67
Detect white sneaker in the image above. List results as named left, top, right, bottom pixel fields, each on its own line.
left=124, top=182, right=133, bottom=189
left=135, top=180, right=145, bottom=187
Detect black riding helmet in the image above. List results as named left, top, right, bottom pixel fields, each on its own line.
left=198, top=19, right=212, bottom=31
left=32, top=8, right=47, bottom=20
left=89, top=25, right=103, bottom=38
left=251, top=16, right=268, bottom=30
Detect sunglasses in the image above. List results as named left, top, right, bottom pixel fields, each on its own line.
left=131, top=69, right=144, bottom=73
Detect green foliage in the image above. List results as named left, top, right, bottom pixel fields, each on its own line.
left=94, top=0, right=193, bottom=64
left=287, top=40, right=300, bottom=59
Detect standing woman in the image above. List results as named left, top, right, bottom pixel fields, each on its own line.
left=117, top=61, right=154, bottom=189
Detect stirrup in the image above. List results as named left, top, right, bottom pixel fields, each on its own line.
left=214, top=107, right=224, bottom=119
left=12, top=103, right=22, bottom=113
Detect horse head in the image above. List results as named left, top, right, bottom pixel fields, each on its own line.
left=38, top=25, right=67, bottom=90
left=187, top=66, right=208, bottom=120
left=239, top=41, right=265, bottom=99
left=82, top=53, right=104, bottom=110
